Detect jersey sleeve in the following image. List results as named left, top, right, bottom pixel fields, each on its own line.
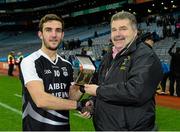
left=20, top=58, right=42, bottom=85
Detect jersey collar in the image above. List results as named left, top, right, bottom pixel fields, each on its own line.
left=38, top=49, right=59, bottom=65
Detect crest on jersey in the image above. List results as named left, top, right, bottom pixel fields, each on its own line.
left=61, top=67, right=68, bottom=77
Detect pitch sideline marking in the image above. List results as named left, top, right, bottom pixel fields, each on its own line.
left=0, top=102, right=22, bottom=115
left=14, top=94, right=22, bottom=98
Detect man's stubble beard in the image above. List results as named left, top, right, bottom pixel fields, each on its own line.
left=43, top=38, right=62, bottom=51
left=45, top=44, right=58, bottom=51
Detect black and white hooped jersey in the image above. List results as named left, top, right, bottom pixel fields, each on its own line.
left=20, top=49, right=73, bottom=131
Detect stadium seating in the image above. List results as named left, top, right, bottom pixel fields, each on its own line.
left=0, top=22, right=180, bottom=65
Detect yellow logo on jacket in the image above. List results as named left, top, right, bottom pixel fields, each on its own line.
left=120, top=56, right=131, bottom=71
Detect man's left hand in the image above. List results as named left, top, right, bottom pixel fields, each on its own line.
left=84, top=84, right=98, bottom=96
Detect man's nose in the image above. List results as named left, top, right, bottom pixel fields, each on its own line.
left=117, top=30, right=123, bottom=35
left=51, top=30, right=57, bottom=37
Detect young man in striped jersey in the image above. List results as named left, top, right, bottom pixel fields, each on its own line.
left=20, top=14, right=85, bottom=131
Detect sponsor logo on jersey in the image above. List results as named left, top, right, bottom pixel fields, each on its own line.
left=44, top=69, right=52, bottom=74
left=48, top=83, right=68, bottom=98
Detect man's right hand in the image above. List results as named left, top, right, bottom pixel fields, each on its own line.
left=81, top=100, right=94, bottom=114
left=76, top=99, right=94, bottom=118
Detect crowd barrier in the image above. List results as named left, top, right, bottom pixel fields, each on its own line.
left=0, top=62, right=19, bottom=76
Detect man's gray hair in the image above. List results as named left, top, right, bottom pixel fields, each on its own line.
left=111, top=11, right=137, bottom=30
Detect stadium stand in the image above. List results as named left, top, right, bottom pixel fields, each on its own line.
left=0, top=0, right=180, bottom=75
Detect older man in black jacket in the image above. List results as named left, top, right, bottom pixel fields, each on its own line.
left=81, top=11, right=163, bottom=131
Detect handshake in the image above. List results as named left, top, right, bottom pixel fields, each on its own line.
left=76, top=98, right=94, bottom=115
left=73, top=84, right=98, bottom=117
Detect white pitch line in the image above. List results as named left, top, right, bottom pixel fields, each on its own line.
left=14, top=94, right=22, bottom=98
left=0, top=101, right=86, bottom=118
left=0, top=102, right=22, bottom=115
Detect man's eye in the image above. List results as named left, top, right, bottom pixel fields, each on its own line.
left=45, top=29, right=51, bottom=32
left=121, top=28, right=127, bottom=30
left=57, top=29, right=63, bottom=32
left=111, top=29, right=117, bottom=32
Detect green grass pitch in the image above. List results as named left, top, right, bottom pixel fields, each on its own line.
left=0, top=75, right=180, bottom=131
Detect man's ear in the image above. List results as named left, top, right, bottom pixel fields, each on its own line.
left=38, top=31, right=42, bottom=39
left=135, top=29, right=138, bottom=37
left=62, top=31, right=64, bottom=38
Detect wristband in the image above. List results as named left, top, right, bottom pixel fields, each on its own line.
left=79, top=85, right=85, bottom=93
left=76, top=101, right=83, bottom=111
